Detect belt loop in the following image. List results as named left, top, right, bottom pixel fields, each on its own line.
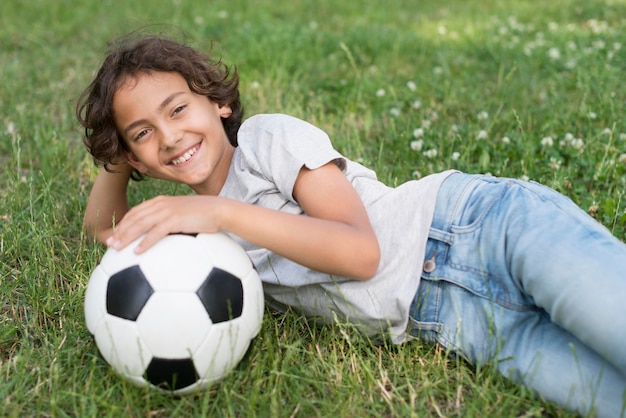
left=427, top=227, right=454, bottom=244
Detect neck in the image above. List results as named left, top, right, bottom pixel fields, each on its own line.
left=192, top=144, right=235, bottom=196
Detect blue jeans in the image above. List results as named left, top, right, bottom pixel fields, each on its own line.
left=409, top=173, right=626, bottom=418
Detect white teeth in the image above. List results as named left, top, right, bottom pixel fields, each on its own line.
left=171, top=146, right=197, bottom=165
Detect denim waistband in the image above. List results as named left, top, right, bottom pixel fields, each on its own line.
left=428, top=172, right=484, bottom=243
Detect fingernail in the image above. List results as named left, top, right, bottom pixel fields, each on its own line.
left=106, top=237, right=121, bottom=249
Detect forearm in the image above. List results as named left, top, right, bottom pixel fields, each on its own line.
left=219, top=199, right=380, bottom=280
left=84, top=165, right=133, bottom=243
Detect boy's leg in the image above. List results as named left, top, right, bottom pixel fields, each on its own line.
left=414, top=279, right=626, bottom=418
left=412, top=174, right=626, bottom=417
left=502, top=179, right=626, bottom=376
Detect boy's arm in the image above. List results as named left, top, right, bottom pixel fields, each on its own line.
left=83, top=164, right=133, bottom=244
left=105, top=162, right=381, bottom=281
left=222, top=162, right=381, bottom=280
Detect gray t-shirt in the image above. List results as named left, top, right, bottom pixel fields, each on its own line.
left=219, top=114, right=452, bottom=343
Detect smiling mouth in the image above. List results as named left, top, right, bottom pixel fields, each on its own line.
left=170, top=145, right=199, bottom=166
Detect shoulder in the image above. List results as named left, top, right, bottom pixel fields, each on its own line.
left=233, top=113, right=343, bottom=179
left=238, top=114, right=330, bottom=142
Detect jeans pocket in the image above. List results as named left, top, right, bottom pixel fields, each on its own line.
left=449, top=177, right=510, bottom=234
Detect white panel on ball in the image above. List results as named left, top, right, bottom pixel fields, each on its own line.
left=137, top=292, right=213, bottom=358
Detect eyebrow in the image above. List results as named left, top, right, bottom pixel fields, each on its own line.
left=122, top=91, right=186, bottom=136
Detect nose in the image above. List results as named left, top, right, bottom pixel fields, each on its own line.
left=159, top=126, right=182, bottom=150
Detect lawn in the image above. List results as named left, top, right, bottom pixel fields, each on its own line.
left=1, top=0, right=625, bottom=416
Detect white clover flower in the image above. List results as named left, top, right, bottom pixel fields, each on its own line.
left=217, top=10, right=228, bottom=18
left=477, top=110, right=489, bottom=121
left=565, top=59, right=577, bottom=69
left=451, top=151, right=460, bottom=161
left=538, top=91, right=547, bottom=102
left=619, top=154, right=626, bottom=164
left=548, top=22, right=558, bottom=31
left=572, top=138, right=584, bottom=149
left=613, top=42, right=622, bottom=51
left=250, top=81, right=261, bottom=89
left=620, top=133, right=626, bottom=141
left=390, top=108, right=401, bottom=117
left=412, top=170, right=422, bottom=179
left=428, top=110, right=439, bottom=122
left=508, top=16, right=522, bottom=30
left=501, top=136, right=511, bottom=144
left=593, top=40, right=606, bottom=50
left=541, top=136, right=554, bottom=147
left=602, top=128, right=612, bottom=135
left=407, top=81, right=417, bottom=91
left=523, top=45, right=534, bottom=56
left=548, top=47, right=561, bottom=60
left=450, top=124, right=459, bottom=133
left=194, top=16, right=205, bottom=25
left=410, top=139, right=424, bottom=151
left=6, top=121, right=16, bottom=136
left=376, top=89, right=386, bottom=97
left=438, top=25, right=447, bottom=35
left=421, top=119, right=432, bottom=129
left=477, top=130, right=488, bottom=140
left=433, top=66, right=443, bottom=75
left=309, top=21, right=319, bottom=30
left=423, top=148, right=438, bottom=159
left=520, top=175, right=530, bottom=182
left=412, top=128, right=424, bottom=139
left=549, top=157, right=561, bottom=169
left=588, top=19, right=609, bottom=34
left=587, top=111, right=597, bottom=119
left=411, top=100, right=421, bottom=109
left=567, top=41, right=577, bottom=50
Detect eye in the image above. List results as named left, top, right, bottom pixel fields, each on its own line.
left=134, top=128, right=151, bottom=142
left=172, top=104, right=187, bottom=116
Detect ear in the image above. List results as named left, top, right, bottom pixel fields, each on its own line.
left=219, top=104, right=233, bottom=119
left=125, top=152, right=148, bottom=174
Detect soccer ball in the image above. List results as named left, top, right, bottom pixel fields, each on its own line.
left=84, top=233, right=264, bottom=395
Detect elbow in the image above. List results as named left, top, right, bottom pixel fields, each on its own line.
left=354, top=241, right=381, bottom=281
left=83, top=218, right=96, bottom=240
left=83, top=217, right=108, bottom=245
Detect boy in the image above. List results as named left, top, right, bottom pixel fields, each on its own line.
left=77, top=35, right=626, bottom=417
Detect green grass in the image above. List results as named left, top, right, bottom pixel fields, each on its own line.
left=1, top=0, right=625, bottom=416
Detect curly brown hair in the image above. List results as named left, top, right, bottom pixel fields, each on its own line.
left=76, top=34, right=243, bottom=180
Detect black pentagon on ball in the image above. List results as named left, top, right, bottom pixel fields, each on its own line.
left=196, top=268, right=244, bottom=323
left=106, top=265, right=154, bottom=321
left=145, top=357, right=199, bottom=390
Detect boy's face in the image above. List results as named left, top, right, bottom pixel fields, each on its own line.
left=112, top=71, right=234, bottom=195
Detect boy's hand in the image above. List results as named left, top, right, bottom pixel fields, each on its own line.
left=106, top=195, right=223, bottom=254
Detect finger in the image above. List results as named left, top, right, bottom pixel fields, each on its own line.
left=108, top=205, right=165, bottom=249
left=132, top=224, right=172, bottom=254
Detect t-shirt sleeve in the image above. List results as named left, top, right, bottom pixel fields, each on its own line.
left=237, top=114, right=344, bottom=202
